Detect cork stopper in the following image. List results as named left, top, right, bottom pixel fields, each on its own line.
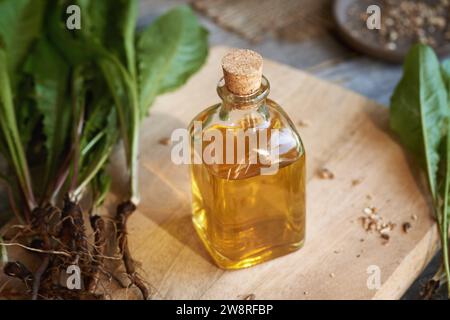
left=222, top=49, right=263, bottom=96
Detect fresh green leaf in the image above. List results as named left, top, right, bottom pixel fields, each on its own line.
left=390, top=44, right=448, bottom=199
left=137, top=5, right=208, bottom=116
left=91, top=169, right=111, bottom=208
left=440, top=59, right=450, bottom=297
left=0, top=48, right=35, bottom=210
left=0, top=0, right=46, bottom=83
left=98, top=56, right=140, bottom=200
left=46, top=0, right=95, bottom=65
left=86, top=0, right=140, bottom=202
left=80, top=99, right=117, bottom=167
left=15, top=94, right=41, bottom=150
left=391, top=46, right=450, bottom=297
left=0, top=135, right=6, bottom=157
left=442, top=59, right=450, bottom=96
left=443, top=59, right=450, bottom=75
left=439, top=130, right=450, bottom=295
left=80, top=97, right=113, bottom=154
left=24, top=37, right=71, bottom=185
left=78, top=0, right=137, bottom=77
left=74, top=107, right=118, bottom=200
left=115, top=0, right=138, bottom=79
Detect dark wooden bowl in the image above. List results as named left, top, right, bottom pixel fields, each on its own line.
left=333, top=0, right=450, bottom=63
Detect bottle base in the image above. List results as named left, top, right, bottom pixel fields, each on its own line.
left=193, top=219, right=305, bottom=270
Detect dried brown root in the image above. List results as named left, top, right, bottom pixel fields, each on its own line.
left=421, top=265, right=446, bottom=300
left=87, top=215, right=106, bottom=293
left=116, top=201, right=148, bottom=299
left=3, top=261, right=33, bottom=289
left=42, top=286, right=103, bottom=300
left=422, top=281, right=439, bottom=300
left=31, top=256, right=49, bottom=300
left=421, top=275, right=444, bottom=300
left=2, top=197, right=134, bottom=300
left=60, top=196, right=88, bottom=254
left=3, top=199, right=99, bottom=300
left=29, top=205, right=58, bottom=299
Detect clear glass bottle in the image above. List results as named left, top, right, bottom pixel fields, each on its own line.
left=188, top=49, right=306, bottom=269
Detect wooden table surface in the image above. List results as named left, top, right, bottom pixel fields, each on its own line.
left=137, top=0, right=449, bottom=299
left=0, top=0, right=445, bottom=300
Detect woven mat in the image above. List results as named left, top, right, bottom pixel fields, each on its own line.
left=192, top=0, right=334, bottom=43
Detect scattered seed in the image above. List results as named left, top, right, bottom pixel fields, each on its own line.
left=381, top=233, right=390, bottom=241
left=303, top=291, right=309, bottom=295
left=360, top=217, right=369, bottom=230
left=411, top=214, right=418, bottom=221
left=351, top=179, right=361, bottom=186
left=359, top=206, right=396, bottom=242
left=318, top=168, right=334, bottom=180
left=389, top=31, right=399, bottom=41
left=356, top=254, right=361, bottom=258
left=329, top=273, right=335, bottom=278
left=385, top=17, right=394, bottom=27
left=297, top=119, right=310, bottom=127
left=386, top=42, right=397, bottom=51
left=379, top=226, right=391, bottom=235
left=158, top=137, right=171, bottom=146
left=403, top=222, right=412, bottom=233
left=368, top=221, right=377, bottom=232
left=369, top=213, right=381, bottom=221
left=243, top=293, right=255, bottom=300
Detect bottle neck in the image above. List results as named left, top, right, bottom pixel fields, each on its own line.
left=217, top=75, right=270, bottom=111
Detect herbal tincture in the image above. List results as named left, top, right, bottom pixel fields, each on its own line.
left=189, top=49, right=306, bottom=269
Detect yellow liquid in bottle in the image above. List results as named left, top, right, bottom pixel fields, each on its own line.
left=190, top=109, right=306, bottom=269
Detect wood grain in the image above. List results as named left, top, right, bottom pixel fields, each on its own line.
left=110, top=46, right=438, bottom=299
left=1, top=46, right=439, bottom=300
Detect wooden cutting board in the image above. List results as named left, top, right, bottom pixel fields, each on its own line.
left=1, top=46, right=439, bottom=300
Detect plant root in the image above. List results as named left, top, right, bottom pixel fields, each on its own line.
left=87, top=215, right=106, bottom=293
left=422, top=280, right=439, bottom=300
left=31, top=255, right=49, bottom=300
left=60, top=196, right=89, bottom=254
left=2, top=196, right=149, bottom=300
left=2, top=197, right=111, bottom=300
left=3, top=261, right=33, bottom=288
left=116, top=201, right=148, bottom=299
